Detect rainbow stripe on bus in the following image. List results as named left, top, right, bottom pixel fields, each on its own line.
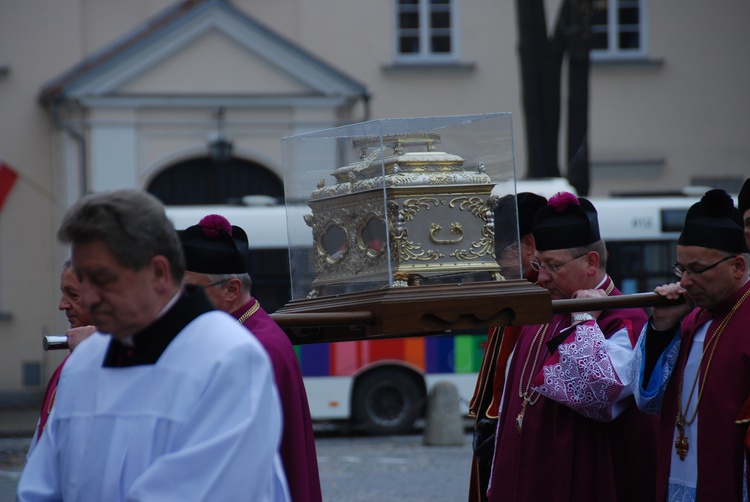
left=296, top=333, right=487, bottom=377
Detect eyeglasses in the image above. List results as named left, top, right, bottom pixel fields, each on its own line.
left=672, top=255, right=735, bottom=278
left=530, top=253, right=588, bottom=274
left=496, top=241, right=519, bottom=257
left=203, top=279, right=229, bottom=289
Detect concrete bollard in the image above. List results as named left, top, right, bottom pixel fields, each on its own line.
left=423, top=381, right=464, bottom=446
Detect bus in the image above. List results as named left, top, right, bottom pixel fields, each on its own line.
left=590, top=194, right=701, bottom=294
left=165, top=185, right=704, bottom=434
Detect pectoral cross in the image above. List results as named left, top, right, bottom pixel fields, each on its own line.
left=675, top=416, right=689, bottom=460
left=516, top=399, right=528, bottom=434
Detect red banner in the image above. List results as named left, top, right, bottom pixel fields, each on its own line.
left=0, top=162, right=18, bottom=212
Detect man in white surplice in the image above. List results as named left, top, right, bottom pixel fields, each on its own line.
left=17, top=189, right=290, bottom=502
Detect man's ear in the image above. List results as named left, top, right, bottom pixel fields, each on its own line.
left=584, top=251, right=600, bottom=274
left=520, top=234, right=536, bottom=257
left=224, top=277, right=244, bottom=302
left=731, top=254, right=748, bottom=278
left=150, top=255, right=173, bottom=288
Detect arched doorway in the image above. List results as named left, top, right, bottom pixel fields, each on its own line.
left=147, top=156, right=284, bottom=205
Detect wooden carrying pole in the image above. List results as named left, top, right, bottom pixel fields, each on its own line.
left=551, top=291, right=681, bottom=314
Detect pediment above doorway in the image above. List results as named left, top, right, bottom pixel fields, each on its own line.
left=39, top=0, right=367, bottom=108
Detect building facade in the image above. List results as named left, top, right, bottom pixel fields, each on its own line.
left=0, top=0, right=747, bottom=400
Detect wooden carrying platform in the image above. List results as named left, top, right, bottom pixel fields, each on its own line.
left=271, top=284, right=679, bottom=345
left=273, top=280, right=550, bottom=344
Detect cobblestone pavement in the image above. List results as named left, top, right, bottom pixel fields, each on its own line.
left=0, top=406, right=37, bottom=439
left=0, top=437, right=29, bottom=498
left=316, top=433, right=473, bottom=502
left=1, top=408, right=475, bottom=501
left=3, top=434, right=474, bottom=501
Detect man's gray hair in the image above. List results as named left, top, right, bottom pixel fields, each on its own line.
left=57, top=189, right=185, bottom=283
left=207, top=272, right=252, bottom=295
left=567, top=239, right=608, bottom=270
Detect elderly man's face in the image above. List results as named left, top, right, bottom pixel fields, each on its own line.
left=496, top=242, right=521, bottom=280
left=532, top=249, right=591, bottom=300
left=72, top=240, right=164, bottom=339
left=59, top=267, right=91, bottom=328
left=183, top=271, right=232, bottom=312
left=675, top=245, right=741, bottom=309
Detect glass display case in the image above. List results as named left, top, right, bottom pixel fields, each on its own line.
left=281, top=113, right=521, bottom=301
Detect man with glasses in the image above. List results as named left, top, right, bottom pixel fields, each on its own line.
left=630, top=188, right=750, bottom=501
left=467, top=192, right=546, bottom=502
left=179, top=214, right=321, bottom=502
left=487, top=192, right=658, bottom=502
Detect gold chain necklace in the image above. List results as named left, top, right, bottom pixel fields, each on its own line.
left=605, top=281, right=614, bottom=296
left=39, top=386, right=58, bottom=437
left=514, top=278, right=615, bottom=434
left=516, top=323, right=549, bottom=433
left=237, top=301, right=261, bottom=324
left=674, top=287, right=750, bottom=460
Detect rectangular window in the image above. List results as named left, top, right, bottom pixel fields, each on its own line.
left=660, top=208, right=688, bottom=234
left=397, top=0, right=456, bottom=60
left=606, top=241, right=677, bottom=295
left=592, top=0, right=646, bottom=58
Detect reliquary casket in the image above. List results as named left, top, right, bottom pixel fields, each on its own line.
left=304, top=133, right=506, bottom=297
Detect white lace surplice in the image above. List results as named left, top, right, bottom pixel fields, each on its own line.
left=534, top=321, right=636, bottom=422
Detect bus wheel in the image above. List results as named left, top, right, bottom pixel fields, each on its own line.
left=352, top=369, right=424, bottom=435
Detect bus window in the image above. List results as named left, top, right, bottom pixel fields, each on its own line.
left=606, top=241, right=677, bottom=295
left=661, top=208, right=689, bottom=233
left=248, top=248, right=291, bottom=313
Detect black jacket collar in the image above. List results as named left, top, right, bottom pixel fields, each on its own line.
left=103, top=285, right=214, bottom=367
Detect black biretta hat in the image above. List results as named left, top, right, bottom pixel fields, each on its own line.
left=678, top=189, right=748, bottom=253
left=532, top=192, right=600, bottom=251
left=178, top=214, right=250, bottom=274
left=495, top=192, right=548, bottom=245
left=738, top=178, right=750, bottom=214
left=517, top=192, right=548, bottom=237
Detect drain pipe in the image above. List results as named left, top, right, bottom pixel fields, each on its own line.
left=360, top=92, right=371, bottom=122
left=50, top=97, right=87, bottom=196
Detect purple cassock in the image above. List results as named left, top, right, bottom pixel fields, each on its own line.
left=487, top=277, right=659, bottom=502
left=233, top=298, right=322, bottom=502
left=649, top=280, right=750, bottom=501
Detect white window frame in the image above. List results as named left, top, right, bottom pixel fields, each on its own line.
left=394, top=0, right=459, bottom=62
left=591, top=0, right=648, bottom=61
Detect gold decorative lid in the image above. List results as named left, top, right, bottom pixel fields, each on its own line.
left=311, top=133, right=492, bottom=200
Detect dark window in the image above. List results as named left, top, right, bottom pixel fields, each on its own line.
left=23, top=361, right=41, bottom=386
left=606, top=240, right=677, bottom=296
left=592, top=0, right=643, bottom=55
left=397, top=0, right=454, bottom=58
left=148, top=157, right=283, bottom=206
left=661, top=209, right=689, bottom=233
left=249, top=249, right=291, bottom=313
